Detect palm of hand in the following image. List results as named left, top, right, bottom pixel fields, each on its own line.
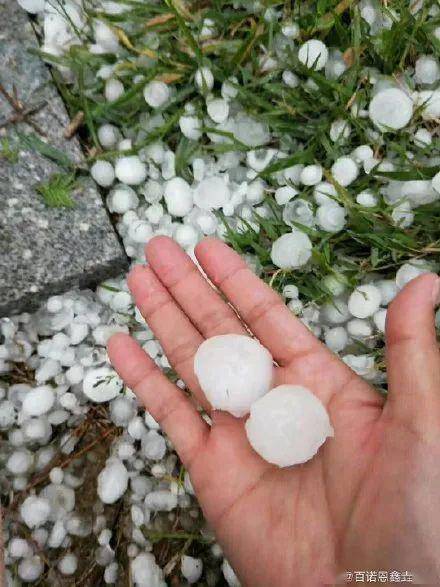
left=109, top=236, right=440, bottom=586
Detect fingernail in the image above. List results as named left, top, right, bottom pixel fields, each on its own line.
left=432, top=277, right=440, bottom=306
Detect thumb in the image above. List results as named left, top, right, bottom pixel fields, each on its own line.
left=384, top=273, right=440, bottom=436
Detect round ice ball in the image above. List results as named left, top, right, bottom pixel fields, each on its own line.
left=368, top=88, right=413, bottom=131
left=143, top=80, right=170, bottom=108
left=348, top=284, right=381, bottom=319
left=193, top=334, right=273, bottom=417
left=271, top=231, right=312, bottom=269
left=298, top=39, right=328, bottom=71
left=245, top=385, right=334, bottom=467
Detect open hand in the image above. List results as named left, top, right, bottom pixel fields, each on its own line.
left=108, top=236, right=440, bottom=586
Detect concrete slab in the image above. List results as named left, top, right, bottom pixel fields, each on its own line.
left=0, top=0, right=128, bottom=317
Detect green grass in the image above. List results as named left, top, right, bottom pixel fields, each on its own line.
left=36, top=0, right=440, bottom=303
left=36, top=172, right=77, bottom=208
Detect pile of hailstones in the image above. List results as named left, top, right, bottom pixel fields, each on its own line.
left=3, top=0, right=440, bottom=584
left=0, top=288, right=242, bottom=586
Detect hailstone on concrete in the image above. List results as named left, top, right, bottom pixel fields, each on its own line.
left=193, top=334, right=273, bottom=417
left=245, top=385, right=333, bottom=467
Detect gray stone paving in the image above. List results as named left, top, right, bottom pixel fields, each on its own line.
left=0, top=0, right=128, bottom=317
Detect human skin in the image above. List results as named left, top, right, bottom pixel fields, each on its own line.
left=108, top=236, right=440, bottom=586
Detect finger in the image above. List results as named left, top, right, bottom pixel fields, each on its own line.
left=146, top=236, right=247, bottom=338
left=107, top=333, right=208, bottom=468
left=195, top=238, right=326, bottom=365
left=385, top=273, right=440, bottom=431
left=127, top=264, right=208, bottom=408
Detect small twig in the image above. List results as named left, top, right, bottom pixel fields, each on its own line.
left=0, top=82, right=47, bottom=134
left=64, top=111, right=85, bottom=139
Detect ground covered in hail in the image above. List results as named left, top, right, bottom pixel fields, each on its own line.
left=1, top=0, right=440, bottom=584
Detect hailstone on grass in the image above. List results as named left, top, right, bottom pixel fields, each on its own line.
left=195, top=67, right=214, bottom=92
left=194, top=176, right=230, bottom=210
left=143, top=81, right=170, bottom=108
left=298, top=39, right=329, bottom=70
left=271, top=231, right=313, bottom=269
left=115, top=156, right=147, bottom=185
left=164, top=177, right=193, bottom=217
left=414, top=55, right=440, bottom=85
left=331, top=157, right=359, bottom=186
left=91, top=160, right=115, bottom=187
left=245, top=385, right=334, bottom=467
left=193, top=334, right=273, bottom=417
left=316, top=203, right=347, bottom=233
left=348, top=285, right=381, bottom=318
left=369, top=88, right=413, bottom=130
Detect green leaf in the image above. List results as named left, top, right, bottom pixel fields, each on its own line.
left=16, top=132, right=74, bottom=170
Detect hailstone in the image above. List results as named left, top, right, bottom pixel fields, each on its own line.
left=368, top=88, right=413, bottom=130
left=271, top=231, right=313, bottom=269
left=245, top=385, right=333, bottom=467
left=193, top=334, right=273, bottom=417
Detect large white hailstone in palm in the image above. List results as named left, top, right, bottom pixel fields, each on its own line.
left=194, top=334, right=273, bottom=417
left=115, top=156, right=147, bottom=185
left=245, top=385, right=334, bottom=467
left=97, top=458, right=128, bottom=504
left=83, top=366, right=123, bottom=402
left=143, top=81, right=170, bottom=108
left=298, top=39, right=329, bottom=70
left=164, top=177, right=193, bottom=216
left=348, top=285, right=381, bottom=318
left=193, top=176, right=230, bottom=210
left=368, top=88, right=413, bottom=130
left=271, top=231, right=313, bottom=269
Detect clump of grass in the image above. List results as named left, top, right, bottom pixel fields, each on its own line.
left=0, top=137, right=19, bottom=163
left=36, top=173, right=77, bottom=208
